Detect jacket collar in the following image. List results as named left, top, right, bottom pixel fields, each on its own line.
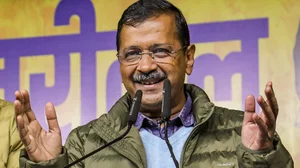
left=94, top=84, right=215, bottom=133
left=184, top=84, right=215, bottom=125
left=92, top=84, right=215, bottom=167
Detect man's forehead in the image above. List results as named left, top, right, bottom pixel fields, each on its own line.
left=119, top=14, right=178, bottom=46
left=122, top=14, right=176, bottom=32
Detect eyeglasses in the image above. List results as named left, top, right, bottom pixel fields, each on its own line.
left=116, top=45, right=187, bottom=65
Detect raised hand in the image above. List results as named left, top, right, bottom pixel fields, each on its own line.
left=14, top=90, right=62, bottom=162
left=242, top=81, right=278, bottom=151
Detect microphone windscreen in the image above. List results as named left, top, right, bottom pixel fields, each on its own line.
left=161, top=79, right=171, bottom=121
left=128, top=90, right=142, bottom=125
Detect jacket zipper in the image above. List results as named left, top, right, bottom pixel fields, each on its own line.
left=179, top=124, right=201, bottom=168
left=179, top=104, right=215, bottom=168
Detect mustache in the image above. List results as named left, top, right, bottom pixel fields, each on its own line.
left=132, top=71, right=167, bottom=82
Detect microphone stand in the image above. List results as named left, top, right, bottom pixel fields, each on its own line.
left=64, top=124, right=133, bottom=168
left=163, top=120, right=179, bottom=168
left=161, top=79, right=179, bottom=168
left=64, top=90, right=142, bottom=168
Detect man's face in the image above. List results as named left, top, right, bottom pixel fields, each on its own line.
left=118, top=14, right=194, bottom=114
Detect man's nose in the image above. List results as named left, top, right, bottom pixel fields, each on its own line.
left=136, top=53, right=158, bottom=74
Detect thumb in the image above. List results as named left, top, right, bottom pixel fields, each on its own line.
left=45, top=102, right=61, bottom=135
left=243, top=95, right=256, bottom=125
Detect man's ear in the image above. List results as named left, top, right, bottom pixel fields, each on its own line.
left=185, top=44, right=195, bottom=75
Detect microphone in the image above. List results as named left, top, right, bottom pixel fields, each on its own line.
left=161, top=79, right=179, bottom=168
left=161, top=78, right=171, bottom=121
left=128, top=90, right=142, bottom=125
left=64, top=90, right=143, bottom=168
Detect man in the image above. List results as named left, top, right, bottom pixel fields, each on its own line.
left=0, top=99, right=24, bottom=168
left=15, top=0, right=293, bottom=167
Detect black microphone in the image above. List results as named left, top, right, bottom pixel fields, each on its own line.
left=161, top=78, right=171, bottom=121
left=64, top=90, right=143, bottom=168
left=161, top=79, right=179, bottom=168
left=128, top=90, right=142, bottom=125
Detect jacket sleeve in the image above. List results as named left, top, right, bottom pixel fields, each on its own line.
left=19, top=128, right=85, bottom=168
left=6, top=112, right=24, bottom=168
left=236, top=132, right=294, bottom=168
left=0, top=100, right=24, bottom=168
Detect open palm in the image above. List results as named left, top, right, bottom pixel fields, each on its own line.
left=242, top=82, right=278, bottom=150
left=15, top=90, right=62, bottom=162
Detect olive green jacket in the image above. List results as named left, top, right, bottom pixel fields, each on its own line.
left=0, top=99, right=24, bottom=168
left=20, top=84, right=294, bottom=168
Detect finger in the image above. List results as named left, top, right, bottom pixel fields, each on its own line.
left=15, top=91, right=24, bottom=116
left=15, top=90, right=24, bottom=104
left=20, top=89, right=36, bottom=122
left=14, top=99, right=23, bottom=117
left=15, top=91, right=26, bottom=121
left=16, top=115, right=32, bottom=147
left=257, top=95, right=275, bottom=130
left=252, top=113, right=271, bottom=141
left=265, top=82, right=279, bottom=119
left=243, top=95, right=256, bottom=124
left=45, top=102, right=61, bottom=135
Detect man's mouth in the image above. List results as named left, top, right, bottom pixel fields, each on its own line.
left=136, top=78, right=165, bottom=85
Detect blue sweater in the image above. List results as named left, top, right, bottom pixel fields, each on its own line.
left=139, top=126, right=194, bottom=168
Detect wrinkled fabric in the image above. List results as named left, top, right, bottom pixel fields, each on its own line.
left=19, top=84, right=294, bottom=168
left=0, top=99, right=24, bottom=168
